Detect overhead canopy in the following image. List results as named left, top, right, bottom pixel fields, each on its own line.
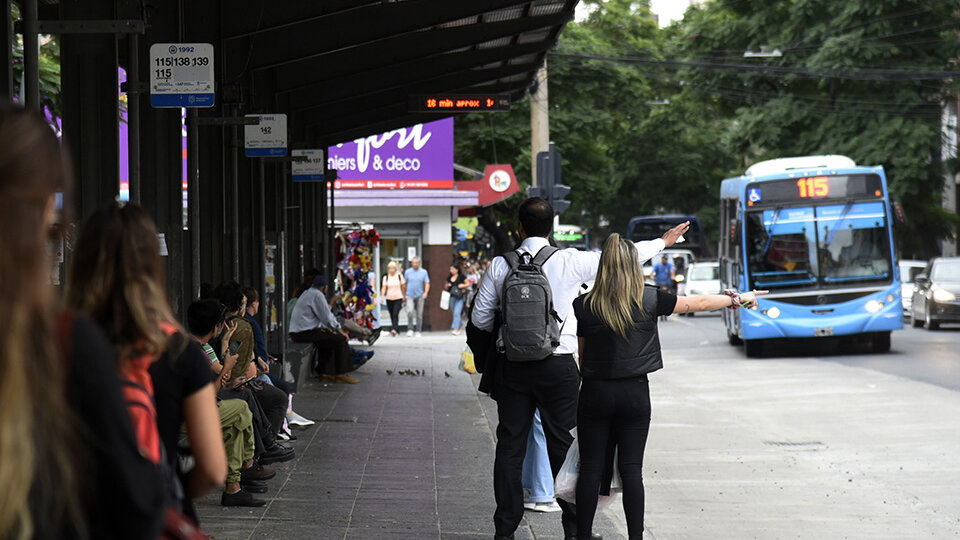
left=221, top=0, right=577, bottom=145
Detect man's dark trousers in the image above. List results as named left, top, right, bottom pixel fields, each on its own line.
left=494, top=354, right=580, bottom=537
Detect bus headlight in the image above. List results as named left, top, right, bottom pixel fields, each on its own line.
left=886, top=294, right=896, bottom=303
left=764, top=307, right=780, bottom=319
left=865, top=300, right=884, bottom=313
left=933, top=288, right=956, bottom=303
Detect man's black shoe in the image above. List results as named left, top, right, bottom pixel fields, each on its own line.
left=564, top=534, right=602, bottom=540
left=241, top=461, right=276, bottom=482
left=240, top=479, right=268, bottom=493
left=221, top=488, right=266, bottom=507
left=367, top=327, right=382, bottom=346
left=260, top=444, right=295, bottom=464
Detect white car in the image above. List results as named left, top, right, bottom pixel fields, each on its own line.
left=899, top=259, right=927, bottom=320
left=678, top=262, right=721, bottom=316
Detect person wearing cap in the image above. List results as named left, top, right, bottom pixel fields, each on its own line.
left=288, top=275, right=359, bottom=384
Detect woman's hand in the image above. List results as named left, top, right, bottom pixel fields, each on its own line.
left=738, top=290, right=768, bottom=309
left=222, top=319, right=238, bottom=342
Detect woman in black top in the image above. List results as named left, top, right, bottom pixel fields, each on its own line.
left=444, top=263, right=469, bottom=334
left=572, top=234, right=763, bottom=539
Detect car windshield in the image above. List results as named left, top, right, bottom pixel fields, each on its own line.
left=899, top=263, right=925, bottom=283
left=689, top=265, right=719, bottom=281
left=746, top=201, right=891, bottom=290
left=931, top=261, right=960, bottom=281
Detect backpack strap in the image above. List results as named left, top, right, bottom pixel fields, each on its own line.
left=531, top=245, right=559, bottom=268
left=502, top=250, right=521, bottom=269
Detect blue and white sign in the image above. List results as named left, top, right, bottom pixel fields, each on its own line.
left=244, top=114, right=287, bottom=157
left=292, top=149, right=325, bottom=181
left=149, top=43, right=215, bottom=108
left=748, top=187, right=762, bottom=203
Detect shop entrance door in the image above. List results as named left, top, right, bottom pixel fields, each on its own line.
left=375, top=224, right=422, bottom=330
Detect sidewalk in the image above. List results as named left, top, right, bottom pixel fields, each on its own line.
left=195, top=321, right=960, bottom=539
left=197, top=331, right=608, bottom=539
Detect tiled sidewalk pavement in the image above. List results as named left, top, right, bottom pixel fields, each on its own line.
left=196, top=332, right=624, bottom=540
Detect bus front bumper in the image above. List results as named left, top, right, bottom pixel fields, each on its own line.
left=740, top=289, right=904, bottom=340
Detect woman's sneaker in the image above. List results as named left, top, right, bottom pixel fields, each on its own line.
left=286, top=411, right=315, bottom=428
left=523, top=501, right=562, bottom=513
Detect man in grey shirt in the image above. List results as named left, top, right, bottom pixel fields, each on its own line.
left=289, top=275, right=358, bottom=384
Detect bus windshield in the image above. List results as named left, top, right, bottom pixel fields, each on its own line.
left=746, top=201, right=891, bottom=290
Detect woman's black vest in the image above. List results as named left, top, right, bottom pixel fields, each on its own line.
left=579, top=287, right=663, bottom=380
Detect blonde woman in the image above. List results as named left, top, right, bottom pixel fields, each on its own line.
left=381, top=261, right=406, bottom=336
left=571, top=234, right=763, bottom=539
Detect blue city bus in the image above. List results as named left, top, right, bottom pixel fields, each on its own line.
left=626, top=214, right=710, bottom=259
left=718, top=155, right=903, bottom=356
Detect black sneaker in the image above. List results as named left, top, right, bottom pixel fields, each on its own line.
left=240, top=480, right=268, bottom=493
left=367, top=328, right=382, bottom=346
left=241, top=461, right=276, bottom=482
left=260, top=444, right=295, bottom=465
left=221, top=488, right=266, bottom=507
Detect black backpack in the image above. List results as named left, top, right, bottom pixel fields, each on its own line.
left=499, top=246, right=561, bottom=361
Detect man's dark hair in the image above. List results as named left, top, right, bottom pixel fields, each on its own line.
left=518, top=197, right=554, bottom=238
left=214, top=281, right=244, bottom=313
left=242, top=286, right=259, bottom=304
left=187, top=299, right=225, bottom=337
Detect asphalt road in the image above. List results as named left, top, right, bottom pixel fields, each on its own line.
left=667, top=312, right=960, bottom=391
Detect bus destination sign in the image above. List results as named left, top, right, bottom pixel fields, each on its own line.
left=410, top=94, right=510, bottom=113
left=746, top=174, right=883, bottom=206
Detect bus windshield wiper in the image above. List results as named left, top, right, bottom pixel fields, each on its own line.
left=760, top=205, right=783, bottom=257
left=823, top=200, right=854, bottom=247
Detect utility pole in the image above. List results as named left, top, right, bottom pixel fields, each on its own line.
left=530, top=63, right=549, bottom=187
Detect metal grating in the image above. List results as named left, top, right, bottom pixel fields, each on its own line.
left=477, top=37, right=514, bottom=50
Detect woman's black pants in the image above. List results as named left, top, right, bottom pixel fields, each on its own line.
left=575, top=376, right=651, bottom=540
left=386, top=299, right=403, bottom=333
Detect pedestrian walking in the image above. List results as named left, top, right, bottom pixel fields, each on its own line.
left=404, top=256, right=430, bottom=336
left=444, top=263, right=469, bottom=335
left=572, top=233, right=764, bottom=539
left=381, top=261, right=405, bottom=336
left=468, top=197, right=689, bottom=540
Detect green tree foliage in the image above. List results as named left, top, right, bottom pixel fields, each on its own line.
left=455, top=0, right=960, bottom=258
left=10, top=3, right=62, bottom=120
left=675, top=0, right=960, bottom=257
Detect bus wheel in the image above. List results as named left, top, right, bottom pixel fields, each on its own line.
left=727, top=330, right=742, bottom=346
left=871, top=332, right=891, bottom=353
left=744, top=339, right=764, bottom=358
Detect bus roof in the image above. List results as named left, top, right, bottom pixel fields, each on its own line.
left=745, top=155, right=855, bottom=177
left=721, top=158, right=885, bottom=199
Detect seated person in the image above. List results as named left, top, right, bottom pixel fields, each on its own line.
left=289, top=275, right=363, bottom=384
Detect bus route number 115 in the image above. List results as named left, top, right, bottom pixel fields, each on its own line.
left=797, top=176, right=829, bottom=198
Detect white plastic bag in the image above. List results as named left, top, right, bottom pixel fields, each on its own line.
left=554, top=427, right=622, bottom=507
left=440, top=290, right=451, bottom=310
left=554, top=428, right=580, bottom=502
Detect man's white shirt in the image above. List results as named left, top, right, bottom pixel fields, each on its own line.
left=472, top=236, right=666, bottom=355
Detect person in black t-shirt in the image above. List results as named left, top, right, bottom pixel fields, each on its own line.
left=68, top=202, right=228, bottom=524
left=571, top=234, right=764, bottom=540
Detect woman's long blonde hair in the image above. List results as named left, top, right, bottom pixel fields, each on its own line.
left=0, top=104, right=81, bottom=539
left=584, top=233, right=646, bottom=338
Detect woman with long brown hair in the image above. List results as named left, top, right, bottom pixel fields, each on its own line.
left=0, top=103, right=165, bottom=539
left=68, top=201, right=227, bottom=520
left=572, top=234, right=764, bottom=539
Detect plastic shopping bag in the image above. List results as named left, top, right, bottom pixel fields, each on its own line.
left=554, top=428, right=580, bottom=502
left=554, top=428, right=622, bottom=507
left=458, top=346, right=476, bottom=374
left=440, top=290, right=451, bottom=310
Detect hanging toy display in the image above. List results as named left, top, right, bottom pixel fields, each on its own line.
left=336, top=228, right=380, bottom=330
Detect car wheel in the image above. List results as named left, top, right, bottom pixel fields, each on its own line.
left=925, top=307, right=940, bottom=330
left=871, top=332, right=891, bottom=353
left=911, top=314, right=924, bottom=328
left=727, top=330, right=742, bottom=346
left=744, top=339, right=764, bottom=358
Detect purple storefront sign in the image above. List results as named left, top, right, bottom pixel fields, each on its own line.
left=328, top=117, right=453, bottom=189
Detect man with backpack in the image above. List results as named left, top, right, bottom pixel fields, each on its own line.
left=469, top=197, right=688, bottom=540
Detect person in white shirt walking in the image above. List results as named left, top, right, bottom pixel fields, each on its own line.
left=469, top=197, right=687, bottom=540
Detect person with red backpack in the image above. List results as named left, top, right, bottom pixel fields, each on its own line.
left=68, top=201, right=227, bottom=531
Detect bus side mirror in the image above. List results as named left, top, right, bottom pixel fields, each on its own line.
left=892, top=201, right=907, bottom=226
